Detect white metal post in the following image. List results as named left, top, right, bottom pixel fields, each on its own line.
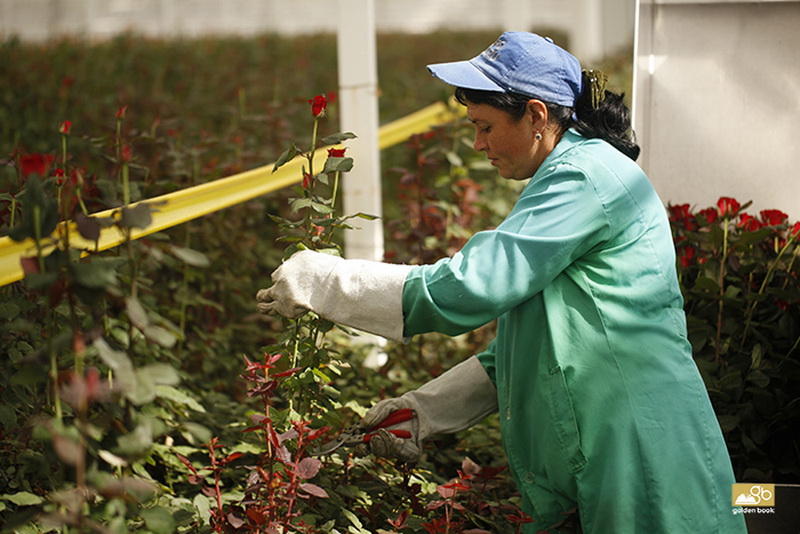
left=337, top=0, right=384, bottom=262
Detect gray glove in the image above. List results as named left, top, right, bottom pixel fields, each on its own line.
left=256, top=250, right=413, bottom=341
left=361, top=356, right=498, bottom=462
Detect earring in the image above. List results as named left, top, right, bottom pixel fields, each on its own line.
left=534, top=132, right=543, bottom=141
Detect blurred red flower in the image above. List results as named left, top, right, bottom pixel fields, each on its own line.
left=668, top=203, right=691, bottom=222
left=717, top=197, right=740, bottom=217
left=20, top=153, right=55, bottom=178
left=790, top=222, right=800, bottom=238
left=302, top=172, right=313, bottom=189
left=59, top=120, right=72, bottom=134
left=308, top=94, right=328, bottom=117
left=698, top=207, right=718, bottom=224
left=121, top=144, right=133, bottom=162
left=327, top=147, right=347, bottom=157
left=759, top=209, right=788, bottom=226
left=679, top=246, right=696, bottom=268
left=116, top=106, right=128, bottom=119
left=738, top=213, right=763, bottom=232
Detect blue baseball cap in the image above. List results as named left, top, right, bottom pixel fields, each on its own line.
left=426, top=32, right=582, bottom=107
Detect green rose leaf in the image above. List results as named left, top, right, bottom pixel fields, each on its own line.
left=319, top=131, right=357, bottom=146
left=272, top=144, right=300, bottom=172
left=143, top=324, right=177, bottom=348
left=290, top=198, right=312, bottom=213
left=119, top=203, right=153, bottom=230
left=1, top=491, right=44, bottom=506
left=141, top=506, right=176, bottom=534
left=322, top=156, right=354, bottom=174
left=94, top=338, right=136, bottom=393
left=115, top=422, right=153, bottom=457
left=75, top=213, right=101, bottom=242
left=155, top=385, right=205, bottom=412
left=169, top=245, right=210, bottom=267
left=126, top=296, right=149, bottom=328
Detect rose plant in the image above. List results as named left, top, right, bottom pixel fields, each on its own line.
left=668, top=198, right=800, bottom=482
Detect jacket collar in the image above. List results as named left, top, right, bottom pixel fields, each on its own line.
left=530, top=128, right=583, bottom=182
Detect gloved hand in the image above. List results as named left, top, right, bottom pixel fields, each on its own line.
left=360, top=356, right=498, bottom=462
left=256, top=250, right=413, bottom=341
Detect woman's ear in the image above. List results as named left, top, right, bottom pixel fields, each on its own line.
left=526, top=99, right=548, bottom=130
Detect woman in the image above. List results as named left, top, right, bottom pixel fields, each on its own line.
left=257, top=32, right=746, bottom=533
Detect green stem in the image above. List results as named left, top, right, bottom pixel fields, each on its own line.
left=784, top=247, right=799, bottom=289
left=61, top=133, right=67, bottom=169
left=115, top=119, right=122, bottom=161
left=177, top=228, right=191, bottom=360
left=714, top=219, right=729, bottom=363
left=741, top=234, right=797, bottom=345
left=9, top=196, right=16, bottom=230
left=288, top=318, right=301, bottom=416
left=33, top=205, right=45, bottom=272
left=49, top=336, right=62, bottom=421
left=330, top=171, right=341, bottom=211
left=122, top=163, right=130, bottom=205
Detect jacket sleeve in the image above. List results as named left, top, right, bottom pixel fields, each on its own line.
left=475, top=338, right=498, bottom=386
left=402, top=163, right=610, bottom=337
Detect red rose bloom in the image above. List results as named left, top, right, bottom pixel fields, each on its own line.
left=59, top=120, right=72, bottom=134
left=717, top=196, right=740, bottom=217
left=327, top=147, right=347, bottom=158
left=668, top=203, right=691, bottom=222
left=308, top=94, right=328, bottom=117
left=20, top=153, right=55, bottom=178
left=738, top=213, right=763, bottom=232
left=116, top=106, right=128, bottom=119
left=302, top=172, right=313, bottom=189
left=698, top=207, right=718, bottom=224
left=759, top=209, right=788, bottom=226
left=790, top=222, right=800, bottom=238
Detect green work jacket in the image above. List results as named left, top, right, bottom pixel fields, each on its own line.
left=402, top=129, right=746, bottom=533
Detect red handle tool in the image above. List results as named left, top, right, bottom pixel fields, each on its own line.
left=362, top=408, right=415, bottom=442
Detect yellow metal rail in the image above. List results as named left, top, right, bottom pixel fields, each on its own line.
left=0, top=100, right=464, bottom=287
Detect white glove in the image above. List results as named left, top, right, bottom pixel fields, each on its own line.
left=256, top=250, right=413, bottom=341
left=361, top=356, right=498, bottom=462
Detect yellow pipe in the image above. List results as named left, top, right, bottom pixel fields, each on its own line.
left=0, top=100, right=464, bottom=288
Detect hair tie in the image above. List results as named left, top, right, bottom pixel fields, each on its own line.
left=583, top=69, right=608, bottom=109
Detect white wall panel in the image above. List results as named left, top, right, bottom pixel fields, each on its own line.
left=634, top=1, right=800, bottom=215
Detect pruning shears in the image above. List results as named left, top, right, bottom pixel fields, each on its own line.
left=310, top=408, right=415, bottom=456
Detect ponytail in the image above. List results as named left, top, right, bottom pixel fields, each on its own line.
left=572, top=70, right=640, bottom=160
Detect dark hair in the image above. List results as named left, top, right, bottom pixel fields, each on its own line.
left=454, top=75, right=640, bottom=161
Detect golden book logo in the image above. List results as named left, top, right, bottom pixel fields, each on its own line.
left=732, top=484, right=775, bottom=507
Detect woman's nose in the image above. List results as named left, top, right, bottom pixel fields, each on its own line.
left=473, top=135, right=487, bottom=152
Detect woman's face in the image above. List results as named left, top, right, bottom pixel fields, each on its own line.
left=467, top=101, right=539, bottom=180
